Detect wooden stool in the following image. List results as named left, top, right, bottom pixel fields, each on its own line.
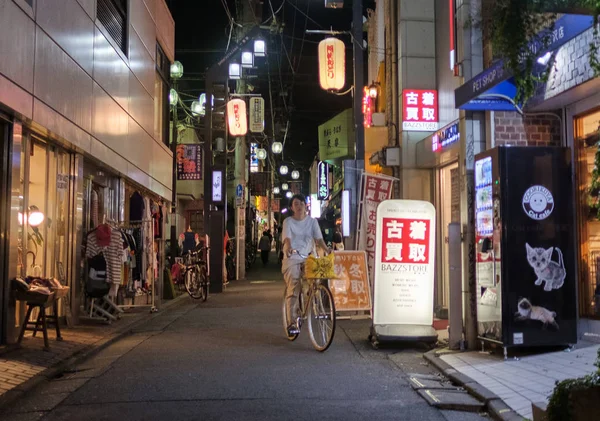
left=16, top=292, right=62, bottom=351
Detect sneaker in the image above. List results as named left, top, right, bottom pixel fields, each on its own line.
left=287, top=324, right=299, bottom=336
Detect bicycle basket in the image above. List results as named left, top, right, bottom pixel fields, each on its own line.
left=304, top=253, right=335, bottom=279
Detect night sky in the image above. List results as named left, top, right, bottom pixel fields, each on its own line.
left=167, top=0, right=370, bottom=171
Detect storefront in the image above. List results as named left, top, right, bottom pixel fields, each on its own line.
left=0, top=115, right=11, bottom=344
left=416, top=120, right=461, bottom=318
left=566, top=94, right=600, bottom=319
left=1, top=122, right=81, bottom=342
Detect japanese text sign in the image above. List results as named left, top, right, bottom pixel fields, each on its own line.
left=250, top=143, right=258, bottom=173
left=227, top=98, right=247, bottom=136
left=176, top=144, right=203, bottom=180
left=373, top=200, right=436, bottom=326
left=357, top=173, right=394, bottom=287
left=329, top=251, right=372, bottom=312
left=402, top=89, right=438, bottom=132
left=249, top=97, right=265, bottom=133
left=318, top=109, right=354, bottom=162
left=317, top=161, right=329, bottom=200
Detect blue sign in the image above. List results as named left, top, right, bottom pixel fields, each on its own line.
left=432, top=122, right=460, bottom=152
left=455, top=14, right=594, bottom=111
left=236, top=184, right=243, bottom=198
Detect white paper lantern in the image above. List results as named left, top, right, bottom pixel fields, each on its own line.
left=318, top=37, right=345, bottom=91
left=280, top=165, right=289, bottom=175
left=227, top=99, right=248, bottom=136
left=291, top=170, right=300, bottom=180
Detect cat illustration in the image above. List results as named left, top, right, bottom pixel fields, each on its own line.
left=515, top=298, right=559, bottom=330
left=525, top=243, right=566, bottom=291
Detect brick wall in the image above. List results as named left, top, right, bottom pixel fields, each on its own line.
left=494, top=111, right=562, bottom=146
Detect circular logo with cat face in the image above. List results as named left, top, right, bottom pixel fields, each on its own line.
left=522, top=185, right=554, bottom=220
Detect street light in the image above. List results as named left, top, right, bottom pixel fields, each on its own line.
left=169, top=89, right=178, bottom=106
left=280, top=165, right=288, bottom=175
left=272, top=141, right=283, bottom=154
left=256, top=148, right=267, bottom=160
left=273, top=187, right=280, bottom=194
left=241, top=51, right=254, bottom=68
left=229, top=62, right=242, bottom=79
left=282, top=183, right=289, bottom=190
left=170, top=61, right=183, bottom=80
left=291, top=170, right=300, bottom=180
left=191, top=100, right=202, bottom=116
left=368, top=82, right=379, bottom=99
left=286, top=191, right=293, bottom=199
left=254, top=39, right=266, bottom=57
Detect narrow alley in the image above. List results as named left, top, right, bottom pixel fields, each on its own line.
left=1, top=258, right=486, bottom=421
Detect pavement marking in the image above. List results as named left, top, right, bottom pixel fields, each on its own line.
left=425, top=390, right=440, bottom=403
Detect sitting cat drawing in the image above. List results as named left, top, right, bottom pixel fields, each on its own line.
left=515, top=298, right=559, bottom=330
left=525, top=243, right=566, bottom=291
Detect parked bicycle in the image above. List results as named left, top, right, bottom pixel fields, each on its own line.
left=183, top=247, right=209, bottom=301
left=225, top=238, right=236, bottom=281
left=282, top=250, right=336, bottom=352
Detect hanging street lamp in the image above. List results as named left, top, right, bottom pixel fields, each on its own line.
left=282, top=183, right=289, bottom=191
left=273, top=186, right=280, bottom=195
left=291, top=170, right=300, bottom=180
left=280, top=164, right=289, bottom=175
left=170, top=61, right=184, bottom=80
left=256, top=148, right=267, bottom=160
left=272, top=141, right=283, bottom=154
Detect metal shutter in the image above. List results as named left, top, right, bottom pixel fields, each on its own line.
left=97, top=0, right=128, bottom=54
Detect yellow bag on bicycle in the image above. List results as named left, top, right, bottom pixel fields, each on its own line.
left=304, top=253, right=335, bottom=279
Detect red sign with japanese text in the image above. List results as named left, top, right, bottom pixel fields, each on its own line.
left=329, top=251, right=371, bottom=312
left=380, top=218, right=430, bottom=264
left=401, top=89, right=439, bottom=132
left=357, top=173, right=394, bottom=288
left=373, top=200, right=436, bottom=327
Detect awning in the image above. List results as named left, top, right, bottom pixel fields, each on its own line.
left=455, top=14, right=594, bottom=112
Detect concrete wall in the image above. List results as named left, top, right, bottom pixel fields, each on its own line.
left=0, top=0, right=175, bottom=200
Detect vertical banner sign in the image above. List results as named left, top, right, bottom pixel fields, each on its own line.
left=329, top=251, right=372, bottom=312
left=212, top=170, right=223, bottom=203
left=373, top=200, right=436, bottom=326
left=176, top=144, right=203, bottom=180
left=250, top=143, right=259, bottom=173
left=317, top=161, right=329, bottom=200
left=402, top=89, right=439, bottom=132
left=249, top=97, right=265, bottom=133
left=357, top=173, right=394, bottom=286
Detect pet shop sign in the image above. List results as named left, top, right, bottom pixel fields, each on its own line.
left=522, top=185, right=554, bottom=220
left=373, top=200, right=436, bottom=326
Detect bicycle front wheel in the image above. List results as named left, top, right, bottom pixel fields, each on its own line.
left=185, top=268, right=203, bottom=299
left=308, top=283, right=336, bottom=351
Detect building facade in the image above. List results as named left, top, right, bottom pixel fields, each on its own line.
left=0, top=0, right=175, bottom=344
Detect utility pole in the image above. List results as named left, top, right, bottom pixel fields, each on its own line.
left=170, top=79, right=179, bottom=262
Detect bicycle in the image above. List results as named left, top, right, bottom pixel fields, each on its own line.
left=183, top=247, right=209, bottom=301
left=225, top=238, right=236, bottom=281
left=282, top=250, right=337, bottom=352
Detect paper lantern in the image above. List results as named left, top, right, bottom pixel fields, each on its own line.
left=272, top=141, right=283, bottom=154
left=282, top=183, right=289, bottom=191
left=227, top=99, right=248, bottom=136
left=318, top=37, right=345, bottom=91
left=256, top=148, right=267, bottom=160
left=291, top=170, right=300, bottom=180
left=280, top=165, right=288, bottom=175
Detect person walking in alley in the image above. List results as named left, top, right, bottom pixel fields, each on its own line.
left=281, top=194, right=330, bottom=335
left=259, top=231, right=271, bottom=266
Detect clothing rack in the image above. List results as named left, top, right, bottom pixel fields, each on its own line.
left=110, top=219, right=157, bottom=313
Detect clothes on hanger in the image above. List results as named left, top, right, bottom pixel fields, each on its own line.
left=85, top=224, right=122, bottom=286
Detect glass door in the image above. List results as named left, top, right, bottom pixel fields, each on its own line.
left=438, top=162, right=460, bottom=312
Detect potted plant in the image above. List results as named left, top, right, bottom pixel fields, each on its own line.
left=546, top=348, right=600, bottom=421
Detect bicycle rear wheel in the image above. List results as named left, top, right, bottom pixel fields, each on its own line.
left=199, top=265, right=208, bottom=302
left=308, top=283, right=336, bottom=351
left=282, top=289, right=298, bottom=341
left=185, top=267, right=203, bottom=299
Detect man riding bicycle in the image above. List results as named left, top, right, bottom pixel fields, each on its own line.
left=281, top=193, right=330, bottom=336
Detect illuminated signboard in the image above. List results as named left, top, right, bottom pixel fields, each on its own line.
left=402, top=89, right=438, bottom=132
left=317, top=161, right=329, bottom=200
left=249, top=97, right=265, bottom=133
left=432, top=122, right=460, bottom=152
left=250, top=142, right=259, bottom=173
left=362, top=87, right=373, bottom=128
left=212, top=170, right=223, bottom=203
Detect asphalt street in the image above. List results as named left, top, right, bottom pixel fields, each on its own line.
left=3, top=259, right=488, bottom=421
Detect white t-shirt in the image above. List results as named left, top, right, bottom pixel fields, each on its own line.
left=282, top=215, right=322, bottom=270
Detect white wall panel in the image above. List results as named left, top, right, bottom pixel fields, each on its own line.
left=130, top=0, right=155, bottom=58
left=90, top=137, right=129, bottom=175
left=127, top=116, right=152, bottom=173
left=93, top=26, right=130, bottom=111
left=33, top=98, right=92, bottom=152
left=77, top=0, right=95, bottom=20
left=151, top=140, right=171, bottom=190
left=0, top=73, right=33, bottom=119
left=91, top=82, right=128, bottom=151
left=128, top=28, right=155, bottom=96
left=36, top=0, right=95, bottom=75
left=0, top=0, right=35, bottom=92
left=128, top=72, right=154, bottom=136
left=34, top=28, right=93, bottom=132
left=144, top=0, right=155, bottom=20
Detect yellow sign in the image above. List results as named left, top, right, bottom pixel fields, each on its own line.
left=329, top=251, right=371, bottom=312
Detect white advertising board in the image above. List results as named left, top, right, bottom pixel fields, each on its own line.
left=373, top=200, right=436, bottom=326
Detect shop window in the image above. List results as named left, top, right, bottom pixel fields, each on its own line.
left=97, top=0, right=128, bottom=56
left=155, top=43, right=170, bottom=147
left=575, top=109, right=600, bottom=318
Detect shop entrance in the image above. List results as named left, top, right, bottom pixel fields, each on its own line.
left=436, top=162, right=460, bottom=317
left=0, top=120, right=10, bottom=343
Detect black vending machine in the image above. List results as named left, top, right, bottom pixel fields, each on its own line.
left=474, top=146, right=577, bottom=354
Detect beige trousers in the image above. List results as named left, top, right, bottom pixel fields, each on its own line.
left=283, top=262, right=303, bottom=325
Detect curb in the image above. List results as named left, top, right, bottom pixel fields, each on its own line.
left=0, top=294, right=189, bottom=412
left=424, top=349, right=526, bottom=421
